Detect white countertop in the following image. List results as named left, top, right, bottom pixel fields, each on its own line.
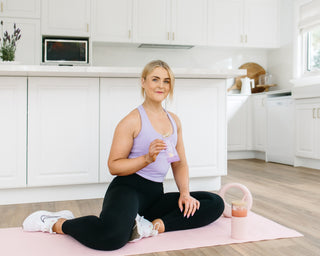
left=290, top=75, right=320, bottom=99
left=0, top=64, right=246, bottom=79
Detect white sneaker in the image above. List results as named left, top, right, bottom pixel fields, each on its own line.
left=22, top=210, right=74, bottom=233
left=129, top=214, right=158, bottom=242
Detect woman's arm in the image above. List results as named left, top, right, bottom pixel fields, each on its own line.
left=170, top=113, right=200, bottom=218
left=108, top=109, right=166, bottom=176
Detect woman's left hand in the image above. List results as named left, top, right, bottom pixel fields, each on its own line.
left=178, top=193, right=200, bottom=218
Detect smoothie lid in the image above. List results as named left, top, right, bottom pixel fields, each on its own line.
left=231, top=200, right=247, bottom=207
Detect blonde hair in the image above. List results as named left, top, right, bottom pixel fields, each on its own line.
left=141, top=60, right=175, bottom=100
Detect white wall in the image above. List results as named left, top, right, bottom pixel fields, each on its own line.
left=92, top=44, right=268, bottom=91
left=92, top=43, right=268, bottom=70
left=267, top=0, right=294, bottom=91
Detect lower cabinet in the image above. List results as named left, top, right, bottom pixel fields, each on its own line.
left=227, top=94, right=267, bottom=159
left=1, top=75, right=227, bottom=195
left=295, top=98, right=320, bottom=160
left=27, top=77, right=99, bottom=186
left=167, top=79, right=227, bottom=178
left=100, top=78, right=227, bottom=182
left=252, top=94, right=267, bottom=151
left=99, top=78, right=142, bottom=182
left=227, top=95, right=252, bottom=151
left=0, top=77, right=27, bottom=188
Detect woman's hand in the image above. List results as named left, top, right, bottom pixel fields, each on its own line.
left=178, top=193, right=200, bottom=218
left=145, top=139, right=167, bottom=164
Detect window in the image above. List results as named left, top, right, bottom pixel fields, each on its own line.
left=298, top=0, right=320, bottom=76
left=306, top=25, right=320, bottom=72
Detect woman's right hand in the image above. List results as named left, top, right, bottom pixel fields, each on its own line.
left=145, top=139, right=167, bottom=164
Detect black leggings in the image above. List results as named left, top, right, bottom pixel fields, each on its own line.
left=62, top=174, right=224, bottom=251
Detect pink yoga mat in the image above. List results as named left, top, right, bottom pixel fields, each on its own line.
left=1, top=212, right=302, bottom=256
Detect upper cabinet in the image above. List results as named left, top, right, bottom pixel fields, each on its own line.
left=132, top=0, right=207, bottom=45
left=41, top=0, right=90, bottom=37
left=208, top=0, right=279, bottom=48
left=172, top=0, right=207, bottom=45
left=244, top=0, right=279, bottom=48
left=132, top=0, right=170, bottom=44
left=0, top=0, right=40, bottom=18
left=91, top=0, right=133, bottom=42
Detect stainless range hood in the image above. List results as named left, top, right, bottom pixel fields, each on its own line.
left=138, top=44, right=194, bottom=49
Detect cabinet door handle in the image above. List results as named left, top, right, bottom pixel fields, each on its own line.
left=240, top=35, right=243, bottom=43
left=168, top=32, right=170, bottom=40
left=245, top=34, right=247, bottom=43
left=318, top=108, right=320, bottom=119
left=86, top=23, right=89, bottom=32
left=128, top=30, right=131, bottom=39
left=1, top=2, right=3, bottom=12
left=313, top=108, right=316, bottom=119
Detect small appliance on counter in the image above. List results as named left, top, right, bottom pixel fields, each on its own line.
left=42, top=37, right=89, bottom=65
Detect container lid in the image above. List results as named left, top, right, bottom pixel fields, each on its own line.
left=231, top=200, right=247, bottom=206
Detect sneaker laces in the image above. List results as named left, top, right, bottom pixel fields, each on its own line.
left=151, top=221, right=160, bottom=236
left=139, top=215, right=158, bottom=237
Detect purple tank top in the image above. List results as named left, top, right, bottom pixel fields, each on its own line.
left=128, top=105, right=178, bottom=182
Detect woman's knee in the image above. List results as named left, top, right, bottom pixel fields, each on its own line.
left=207, top=193, right=225, bottom=219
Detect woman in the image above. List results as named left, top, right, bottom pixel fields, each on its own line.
left=23, top=60, right=224, bottom=251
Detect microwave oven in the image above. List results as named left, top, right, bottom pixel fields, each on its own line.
left=43, top=37, right=89, bottom=65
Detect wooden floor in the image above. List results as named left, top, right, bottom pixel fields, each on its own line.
left=1, top=159, right=319, bottom=256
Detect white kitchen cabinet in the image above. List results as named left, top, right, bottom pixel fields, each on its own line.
left=91, top=0, right=133, bottom=42
left=100, top=78, right=227, bottom=182
left=100, top=78, right=142, bottom=182
left=167, top=79, right=227, bottom=178
left=208, top=0, right=243, bottom=47
left=1, top=18, right=40, bottom=64
left=0, top=0, right=40, bottom=18
left=295, top=99, right=320, bottom=160
left=0, top=77, right=27, bottom=189
left=132, top=0, right=170, bottom=44
left=227, top=95, right=252, bottom=151
left=252, top=94, right=266, bottom=151
left=133, top=0, right=207, bottom=45
left=28, top=77, right=99, bottom=187
left=171, top=0, right=207, bottom=45
left=41, top=0, right=90, bottom=37
left=208, top=0, right=279, bottom=48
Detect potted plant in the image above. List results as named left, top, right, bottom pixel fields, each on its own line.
left=0, top=21, right=21, bottom=62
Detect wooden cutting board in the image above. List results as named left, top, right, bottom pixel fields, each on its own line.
left=228, top=62, right=266, bottom=92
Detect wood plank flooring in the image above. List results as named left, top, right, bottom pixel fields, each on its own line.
left=1, top=159, right=319, bottom=255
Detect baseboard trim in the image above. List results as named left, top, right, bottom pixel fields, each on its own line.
left=228, top=151, right=266, bottom=161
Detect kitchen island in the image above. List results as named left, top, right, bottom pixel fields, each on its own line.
left=0, top=65, right=245, bottom=205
